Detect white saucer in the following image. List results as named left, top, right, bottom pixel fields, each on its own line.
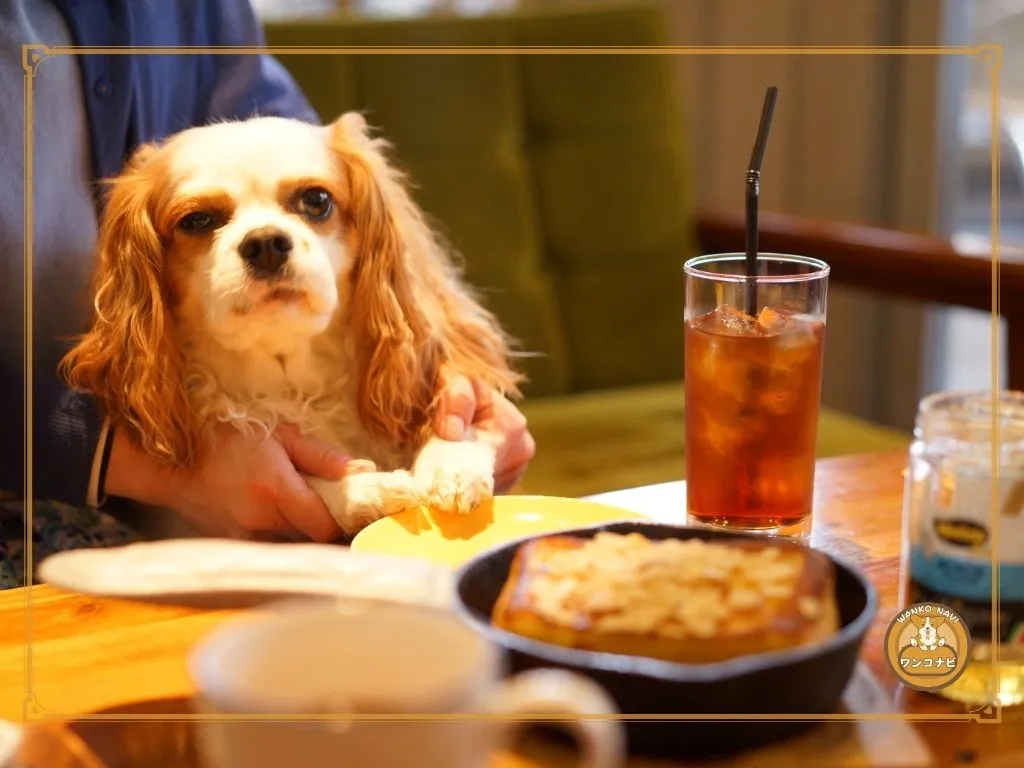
left=37, top=539, right=454, bottom=610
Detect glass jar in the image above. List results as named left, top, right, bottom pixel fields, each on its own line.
left=900, top=390, right=1024, bottom=706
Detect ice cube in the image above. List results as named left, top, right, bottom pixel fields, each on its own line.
left=702, top=413, right=750, bottom=456
left=756, top=307, right=787, bottom=334
left=692, top=335, right=722, bottom=382
left=711, top=304, right=761, bottom=336
left=775, top=316, right=821, bottom=363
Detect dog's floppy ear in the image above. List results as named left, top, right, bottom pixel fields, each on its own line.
left=126, top=141, right=160, bottom=170
left=60, top=143, right=198, bottom=467
left=909, top=615, right=925, bottom=628
left=328, top=112, right=523, bottom=449
left=929, top=617, right=946, bottom=628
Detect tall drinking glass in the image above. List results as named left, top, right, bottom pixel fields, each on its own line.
left=683, top=253, right=829, bottom=536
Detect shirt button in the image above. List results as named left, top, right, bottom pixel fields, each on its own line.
left=94, top=77, right=112, bottom=99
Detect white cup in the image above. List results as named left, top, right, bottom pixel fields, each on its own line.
left=188, top=600, right=626, bottom=768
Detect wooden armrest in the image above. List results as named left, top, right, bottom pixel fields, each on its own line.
left=696, top=208, right=1024, bottom=390
left=695, top=208, right=1015, bottom=314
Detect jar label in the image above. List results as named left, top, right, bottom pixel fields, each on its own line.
left=909, top=467, right=1024, bottom=642
left=907, top=581, right=1024, bottom=646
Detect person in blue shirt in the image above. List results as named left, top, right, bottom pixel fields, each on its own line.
left=0, top=0, right=535, bottom=587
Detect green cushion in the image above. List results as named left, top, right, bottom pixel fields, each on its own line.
left=515, top=382, right=910, bottom=498
left=263, top=2, right=697, bottom=397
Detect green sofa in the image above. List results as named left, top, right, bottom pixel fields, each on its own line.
left=263, top=2, right=908, bottom=498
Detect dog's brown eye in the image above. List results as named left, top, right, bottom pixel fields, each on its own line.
left=179, top=212, right=215, bottom=233
left=297, top=188, right=334, bottom=220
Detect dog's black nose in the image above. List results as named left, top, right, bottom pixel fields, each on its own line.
left=238, top=226, right=293, bottom=277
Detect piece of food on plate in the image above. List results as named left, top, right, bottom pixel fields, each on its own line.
left=491, top=531, right=839, bottom=664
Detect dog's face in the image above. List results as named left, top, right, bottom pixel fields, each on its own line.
left=909, top=615, right=945, bottom=645
left=151, top=117, right=352, bottom=353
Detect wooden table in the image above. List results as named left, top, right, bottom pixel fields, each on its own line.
left=1, top=452, right=1023, bottom=766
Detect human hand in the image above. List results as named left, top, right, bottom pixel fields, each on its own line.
left=104, top=423, right=350, bottom=542
left=434, top=371, right=536, bottom=493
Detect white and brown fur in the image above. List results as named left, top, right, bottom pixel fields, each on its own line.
left=60, top=112, right=522, bottom=535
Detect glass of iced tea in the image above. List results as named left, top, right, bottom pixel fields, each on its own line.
left=683, top=253, right=829, bottom=535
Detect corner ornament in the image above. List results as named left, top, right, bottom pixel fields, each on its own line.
left=973, top=44, right=1003, bottom=78
left=22, top=45, right=54, bottom=78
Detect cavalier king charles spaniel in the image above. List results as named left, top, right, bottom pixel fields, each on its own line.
left=60, top=112, right=523, bottom=536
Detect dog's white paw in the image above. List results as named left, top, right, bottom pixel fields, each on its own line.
left=425, top=466, right=494, bottom=515
left=345, top=470, right=423, bottom=519
left=307, top=469, right=423, bottom=536
left=414, top=438, right=497, bottom=516
left=345, top=458, right=378, bottom=475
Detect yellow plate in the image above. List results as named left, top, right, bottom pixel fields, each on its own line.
left=350, top=495, right=645, bottom=569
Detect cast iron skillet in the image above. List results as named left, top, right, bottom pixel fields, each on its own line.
left=452, top=521, right=878, bottom=758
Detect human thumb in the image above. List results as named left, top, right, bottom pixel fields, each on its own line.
left=434, top=371, right=476, bottom=440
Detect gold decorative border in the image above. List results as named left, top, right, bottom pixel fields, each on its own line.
left=20, top=43, right=1003, bottom=726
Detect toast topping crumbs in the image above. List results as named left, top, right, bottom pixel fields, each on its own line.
left=798, top=596, right=821, bottom=620
left=526, top=532, right=815, bottom=638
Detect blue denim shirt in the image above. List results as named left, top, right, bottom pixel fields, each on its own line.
left=0, top=0, right=319, bottom=506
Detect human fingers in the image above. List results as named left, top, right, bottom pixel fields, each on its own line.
left=494, top=431, right=535, bottom=493
left=492, top=390, right=527, bottom=435
left=272, top=465, right=345, bottom=543
left=490, top=394, right=534, bottom=492
left=495, top=463, right=529, bottom=494
left=231, top=489, right=298, bottom=537
left=434, top=370, right=477, bottom=440
left=274, top=424, right=350, bottom=480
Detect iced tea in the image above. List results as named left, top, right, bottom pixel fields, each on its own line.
left=684, top=304, right=825, bottom=530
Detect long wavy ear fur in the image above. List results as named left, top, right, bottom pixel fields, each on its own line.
left=59, top=145, right=197, bottom=467
left=330, top=112, right=523, bottom=449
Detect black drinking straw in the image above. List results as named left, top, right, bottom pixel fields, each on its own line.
left=744, top=86, right=779, bottom=316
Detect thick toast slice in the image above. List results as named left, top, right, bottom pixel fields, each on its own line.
left=491, top=532, right=839, bottom=664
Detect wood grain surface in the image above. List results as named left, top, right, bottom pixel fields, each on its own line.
left=1, top=453, right=1023, bottom=766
